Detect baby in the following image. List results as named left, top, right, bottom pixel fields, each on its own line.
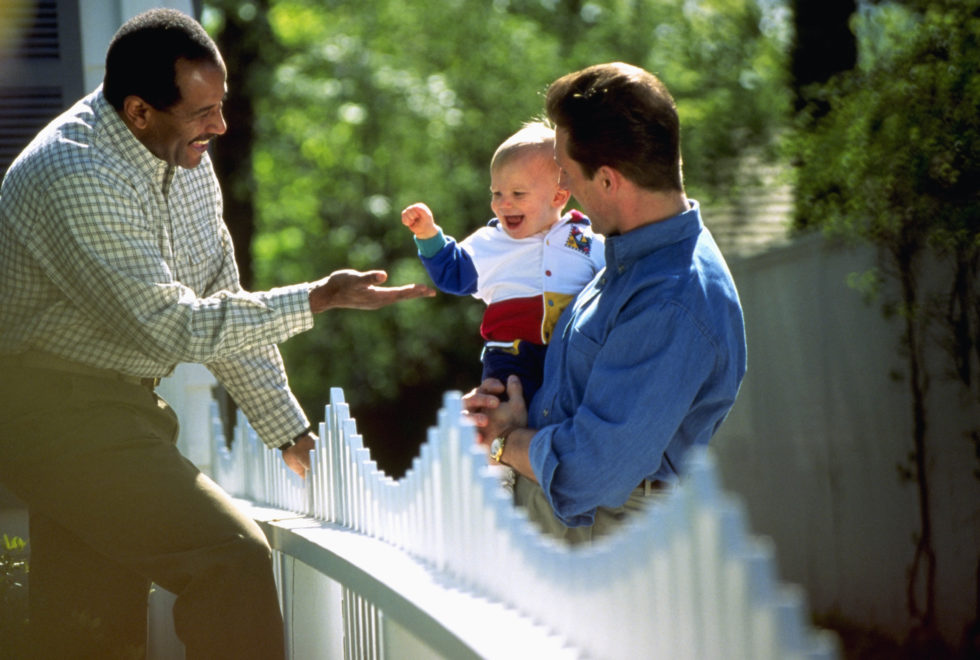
left=401, top=121, right=604, bottom=405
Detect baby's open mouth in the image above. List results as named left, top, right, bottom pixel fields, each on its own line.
left=503, top=215, right=524, bottom=229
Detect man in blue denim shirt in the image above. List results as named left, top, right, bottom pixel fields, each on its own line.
left=465, top=62, right=747, bottom=544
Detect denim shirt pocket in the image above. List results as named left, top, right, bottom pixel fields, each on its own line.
left=562, top=320, right=603, bottom=411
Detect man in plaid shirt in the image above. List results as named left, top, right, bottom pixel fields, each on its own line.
left=0, top=8, right=431, bottom=658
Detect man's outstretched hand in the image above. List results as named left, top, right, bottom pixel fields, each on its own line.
left=309, top=269, right=434, bottom=314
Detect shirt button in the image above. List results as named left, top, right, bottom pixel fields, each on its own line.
left=542, top=409, right=549, bottom=417
left=545, top=270, right=552, bottom=276
left=547, top=299, right=554, bottom=306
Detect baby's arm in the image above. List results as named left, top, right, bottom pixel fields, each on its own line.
left=402, top=204, right=478, bottom=296
left=401, top=203, right=440, bottom=240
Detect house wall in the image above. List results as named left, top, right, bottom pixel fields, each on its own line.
left=0, top=0, right=196, bottom=178
left=712, top=233, right=980, bottom=646
left=77, top=0, right=197, bottom=92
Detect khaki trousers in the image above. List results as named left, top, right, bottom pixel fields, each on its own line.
left=0, top=360, right=284, bottom=660
left=514, top=474, right=650, bottom=546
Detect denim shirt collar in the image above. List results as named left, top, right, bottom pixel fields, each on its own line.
left=604, top=199, right=702, bottom=274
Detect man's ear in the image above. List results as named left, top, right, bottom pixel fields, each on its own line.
left=121, top=95, right=153, bottom=130
left=596, top=165, right=617, bottom=191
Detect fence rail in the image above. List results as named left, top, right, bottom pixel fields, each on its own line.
left=174, top=384, right=840, bottom=659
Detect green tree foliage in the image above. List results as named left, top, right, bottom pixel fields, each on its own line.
left=790, top=0, right=980, bottom=640
left=203, top=0, right=792, bottom=474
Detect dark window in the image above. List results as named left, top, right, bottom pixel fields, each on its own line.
left=0, top=0, right=83, bottom=178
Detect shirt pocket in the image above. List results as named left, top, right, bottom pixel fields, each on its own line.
left=561, top=317, right=603, bottom=411
left=170, top=176, right=223, bottom=292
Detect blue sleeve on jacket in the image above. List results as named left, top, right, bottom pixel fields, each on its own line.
left=415, top=230, right=479, bottom=296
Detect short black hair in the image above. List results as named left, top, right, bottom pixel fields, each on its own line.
left=103, top=8, right=223, bottom=112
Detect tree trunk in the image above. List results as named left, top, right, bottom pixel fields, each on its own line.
left=896, top=245, right=937, bottom=638
left=211, top=1, right=277, bottom=289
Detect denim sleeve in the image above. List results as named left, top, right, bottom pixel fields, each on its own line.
left=528, top=301, right=719, bottom=526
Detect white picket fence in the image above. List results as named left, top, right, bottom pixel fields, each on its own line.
left=188, top=385, right=839, bottom=660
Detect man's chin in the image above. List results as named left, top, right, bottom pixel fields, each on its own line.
left=178, top=154, right=206, bottom=169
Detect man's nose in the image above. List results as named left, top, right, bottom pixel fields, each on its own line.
left=209, top=107, right=227, bottom=135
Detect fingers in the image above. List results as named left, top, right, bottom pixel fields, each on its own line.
left=402, top=202, right=431, bottom=218
left=401, top=205, right=418, bottom=225
left=355, top=269, right=431, bottom=297
left=362, top=282, right=435, bottom=307
left=382, top=282, right=436, bottom=299
left=354, top=271, right=438, bottom=302
left=311, top=269, right=435, bottom=312
left=477, top=377, right=506, bottom=395
left=401, top=203, right=437, bottom=239
left=362, top=269, right=388, bottom=284
left=462, top=386, right=502, bottom=412
left=281, top=434, right=316, bottom=478
left=283, top=449, right=310, bottom=479
left=462, top=409, right=489, bottom=428
left=505, top=374, right=524, bottom=405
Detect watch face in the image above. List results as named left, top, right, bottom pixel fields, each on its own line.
left=490, top=437, right=503, bottom=461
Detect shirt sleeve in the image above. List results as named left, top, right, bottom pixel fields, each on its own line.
left=28, top=167, right=314, bottom=447
left=528, top=299, right=719, bottom=526
left=29, top=170, right=314, bottom=364
left=416, top=230, right=479, bottom=295
left=206, top=347, right=310, bottom=448
left=195, top=212, right=312, bottom=447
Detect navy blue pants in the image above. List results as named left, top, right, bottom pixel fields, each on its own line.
left=481, top=341, right=548, bottom=406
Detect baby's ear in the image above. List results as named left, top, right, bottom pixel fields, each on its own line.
left=553, top=185, right=571, bottom=208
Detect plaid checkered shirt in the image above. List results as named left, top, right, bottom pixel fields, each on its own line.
left=0, top=87, right=314, bottom=448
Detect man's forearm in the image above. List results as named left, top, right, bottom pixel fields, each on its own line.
left=499, top=428, right=538, bottom=483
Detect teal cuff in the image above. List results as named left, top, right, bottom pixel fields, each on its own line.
left=414, top=229, right=449, bottom=258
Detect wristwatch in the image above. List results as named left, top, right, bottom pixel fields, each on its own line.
left=280, top=425, right=315, bottom=451
left=490, top=433, right=508, bottom=463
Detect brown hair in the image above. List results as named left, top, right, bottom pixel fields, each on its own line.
left=545, top=62, right=683, bottom=192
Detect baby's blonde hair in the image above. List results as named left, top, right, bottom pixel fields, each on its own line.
left=490, top=119, right=557, bottom=172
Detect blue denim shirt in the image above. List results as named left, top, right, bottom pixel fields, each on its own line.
left=527, top=201, right=747, bottom=526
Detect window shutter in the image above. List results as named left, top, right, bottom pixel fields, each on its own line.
left=0, top=0, right=83, bottom=179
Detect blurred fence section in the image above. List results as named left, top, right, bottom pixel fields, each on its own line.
left=151, top=367, right=837, bottom=658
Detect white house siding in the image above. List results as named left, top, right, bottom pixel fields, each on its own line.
left=713, top=233, right=980, bottom=646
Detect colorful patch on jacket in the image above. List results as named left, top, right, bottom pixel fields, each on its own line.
left=564, top=225, right=593, bottom=256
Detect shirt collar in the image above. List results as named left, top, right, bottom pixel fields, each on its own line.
left=604, top=199, right=702, bottom=273
left=489, top=209, right=590, bottom=233
left=93, top=86, right=174, bottom=189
